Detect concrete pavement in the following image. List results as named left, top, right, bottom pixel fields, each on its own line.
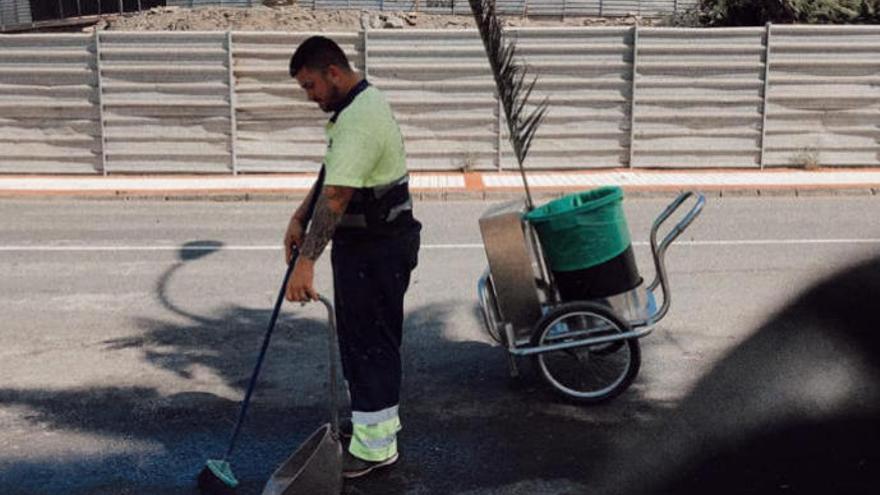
left=2, top=168, right=880, bottom=199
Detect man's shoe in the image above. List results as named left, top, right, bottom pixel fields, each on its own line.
left=342, top=452, right=399, bottom=479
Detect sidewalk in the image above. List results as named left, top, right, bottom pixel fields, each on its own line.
left=2, top=168, right=880, bottom=199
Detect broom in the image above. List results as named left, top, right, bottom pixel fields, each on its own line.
left=197, top=170, right=324, bottom=494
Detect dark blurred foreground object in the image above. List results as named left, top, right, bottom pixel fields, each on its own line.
left=596, top=255, right=880, bottom=495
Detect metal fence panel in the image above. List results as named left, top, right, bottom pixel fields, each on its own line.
left=521, top=1, right=567, bottom=16
left=492, top=0, right=527, bottom=15
left=379, top=1, right=422, bottom=11
left=633, top=27, right=765, bottom=168
left=0, top=0, right=32, bottom=29
left=98, top=31, right=232, bottom=173
left=367, top=29, right=497, bottom=170
left=764, top=25, right=880, bottom=168
left=230, top=32, right=359, bottom=173
left=0, top=34, right=99, bottom=173
left=508, top=27, right=632, bottom=169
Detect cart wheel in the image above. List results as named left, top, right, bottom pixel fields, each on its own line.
left=530, top=301, right=640, bottom=404
left=480, top=276, right=505, bottom=345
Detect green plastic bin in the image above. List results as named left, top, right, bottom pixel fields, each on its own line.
left=524, top=186, right=631, bottom=272
left=525, top=186, right=642, bottom=300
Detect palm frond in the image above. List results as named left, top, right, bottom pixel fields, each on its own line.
left=469, top=0, right=549, bottom=210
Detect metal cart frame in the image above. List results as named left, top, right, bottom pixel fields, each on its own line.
left=477, top=191, right=706, bottom=403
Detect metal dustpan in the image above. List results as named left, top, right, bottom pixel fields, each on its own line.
left=262, top=296, right=343, bottom=495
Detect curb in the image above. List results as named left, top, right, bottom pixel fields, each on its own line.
left=1, top=170, right=879, bottom=200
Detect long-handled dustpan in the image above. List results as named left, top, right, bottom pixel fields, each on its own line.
left=261, top=295, right=343, bottom=495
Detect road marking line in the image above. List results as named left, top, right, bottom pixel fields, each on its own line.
left=1, top=239, right=880, bottom=253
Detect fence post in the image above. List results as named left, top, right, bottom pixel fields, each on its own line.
left=495, top=94, right=503, bottom=170
left=627, top=25, right=639, bottom=168
left=226, top=31, right=239, bottom=175
left=759, top=22, right=772, bottom=170
left=94, top=30, right=108, bottom=175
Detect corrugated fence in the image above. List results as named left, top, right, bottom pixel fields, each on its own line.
left=1, top=25, right=879, bottom=174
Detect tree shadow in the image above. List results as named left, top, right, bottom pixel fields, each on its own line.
left=0, top=241, right=675, bottom=494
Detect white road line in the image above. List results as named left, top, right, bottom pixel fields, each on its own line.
left=664, top=239, right=880, bottom=246
left=1, top=239, right=880, bottom=252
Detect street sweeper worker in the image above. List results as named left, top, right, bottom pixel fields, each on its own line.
left=282, top=35, right=421, bottom=479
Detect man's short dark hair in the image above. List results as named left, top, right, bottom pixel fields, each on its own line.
left=289, top=36, right=352, bottom=78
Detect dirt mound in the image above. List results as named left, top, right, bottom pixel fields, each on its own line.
left=84, top=4, right=658, bottom=32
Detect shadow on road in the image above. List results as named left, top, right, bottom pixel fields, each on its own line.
left=593, top=256, right=880, bottom=495
left=0, top=240, right=673, bottom=494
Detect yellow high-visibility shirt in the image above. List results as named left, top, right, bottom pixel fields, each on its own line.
left=323, top=84, right=406, bottom=189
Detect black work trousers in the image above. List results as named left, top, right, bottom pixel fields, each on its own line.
left=331, top=230, right=420, bottom=414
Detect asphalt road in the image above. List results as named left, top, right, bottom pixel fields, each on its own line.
left=0, top=195, right=878, bottom=494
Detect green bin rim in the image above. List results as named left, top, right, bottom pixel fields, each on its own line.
left=524, top=186, right=624, bottom=224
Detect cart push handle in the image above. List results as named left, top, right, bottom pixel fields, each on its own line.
left=647, top=191, right=706, bottom=322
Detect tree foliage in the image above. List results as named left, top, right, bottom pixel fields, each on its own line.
left=679, top=0, right=880, bottom=26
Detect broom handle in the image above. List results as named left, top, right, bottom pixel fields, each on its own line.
left=223, top=170, right=324, bottom=460
left=223, top=257, right=297, bottom=460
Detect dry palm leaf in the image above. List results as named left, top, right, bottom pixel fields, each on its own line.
left=469, top=0, right=549, bottom=210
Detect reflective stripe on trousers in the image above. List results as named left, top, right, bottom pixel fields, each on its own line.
left=349, top=405, right=401, bottom=461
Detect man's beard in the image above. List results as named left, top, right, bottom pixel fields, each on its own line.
left=321, top=84, right=345, bottom=113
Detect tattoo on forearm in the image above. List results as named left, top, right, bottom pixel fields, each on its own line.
left=301, top=194, right=344, bottom=260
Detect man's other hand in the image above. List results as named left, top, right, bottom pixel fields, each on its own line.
left=286, top=256, right=318, bottom=302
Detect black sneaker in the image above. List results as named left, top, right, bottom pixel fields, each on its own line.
left=342, top=451, right=399, bottom=479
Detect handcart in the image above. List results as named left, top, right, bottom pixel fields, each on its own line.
left=477, top=191, right=705, bottom=404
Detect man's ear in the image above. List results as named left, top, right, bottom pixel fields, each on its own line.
left=324, top=64, right=342, bottom=83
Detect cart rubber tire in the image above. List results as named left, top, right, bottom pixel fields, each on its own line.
left=480, top=277, right=505, bottom=345
left=530, top=301, right=640, bottom=404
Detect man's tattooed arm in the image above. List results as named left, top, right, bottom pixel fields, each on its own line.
left=300, top=185, right=354, bottom=261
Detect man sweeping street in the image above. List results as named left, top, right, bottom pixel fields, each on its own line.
left=282, top=36, right=421, bottom=479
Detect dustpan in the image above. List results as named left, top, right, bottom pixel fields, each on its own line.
left=262, top=296, right=343, bottom=495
